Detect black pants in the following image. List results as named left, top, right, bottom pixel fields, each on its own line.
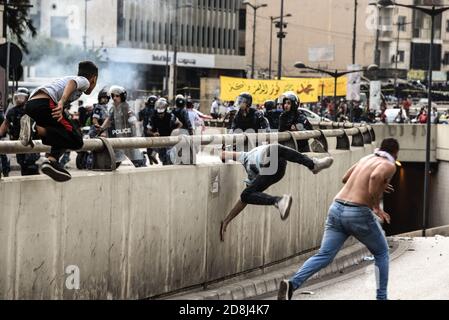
left=16, top=153, right=40, bottom=176
left=25, top=99, right=83, bottom=160
left=240, top=144, right=314, bottom=206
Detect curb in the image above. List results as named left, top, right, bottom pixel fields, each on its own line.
left=167, top=241, right=374, bottom=300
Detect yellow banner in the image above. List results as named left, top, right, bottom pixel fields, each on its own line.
left=283, top=77, right=347, bottom=97
left=220, top=76, right=347, bottom=105
left=317, top=77, right=348, bottom=97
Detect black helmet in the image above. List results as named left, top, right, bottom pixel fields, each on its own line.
left=264, top=100, right=276, bottom=112
left=98, top=87, right=110, bottom=103
left=175, top=94, right=186, bottom=108
left=282, top=91, right=300, bottom=111
left=146, top=95, right=158, bottom=108
left=235, top=92, right=252, bottom=108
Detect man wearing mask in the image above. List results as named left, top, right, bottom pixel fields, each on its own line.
left=230, top=92, right=269, bottom=134
left=102, top=85, right=146, bottom=168
left=0, top=88, right=40, bottom=176
left=139, top=95, right=159, bottom=165
left=172, top=94, right=194, bottom=136
left=149, top=98, right=182, bottom=165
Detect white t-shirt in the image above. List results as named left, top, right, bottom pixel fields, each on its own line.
left=187, top=109, right=201, bottom=130
left=30, top=76, right=90, bottom=104
left=210, top=100, right=219, bottom=114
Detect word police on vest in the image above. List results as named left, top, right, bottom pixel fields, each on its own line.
left=112, top=128, right=132, bottom=135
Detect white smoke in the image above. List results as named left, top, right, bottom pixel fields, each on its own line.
left=31, top=52, right=141, bottom=108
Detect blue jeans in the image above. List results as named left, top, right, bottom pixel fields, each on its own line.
left=290, top=201, right=389, bottom=300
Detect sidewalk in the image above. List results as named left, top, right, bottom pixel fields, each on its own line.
left=165, top=237, right=408, bottom=300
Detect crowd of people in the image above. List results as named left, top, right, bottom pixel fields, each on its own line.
left=0, top=59, right=447, bottom=180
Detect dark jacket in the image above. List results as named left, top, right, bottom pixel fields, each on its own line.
left=139, top=106, right=156, bottom=137
left=150, top=112, right=178, bottom=137
left=172, top=107, right=193, bottom=135
left=279, top=110, right=313, bottom=152
left=231, top=107, right=269, bottom=132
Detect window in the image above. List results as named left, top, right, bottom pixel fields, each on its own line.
left=398, top=16, right=406, bottom=31
left=398, top=50, right=405, bottom=63
left=239, top=8, right=246, bottom=30
left=444, top=52, right=449, bottom=65
left=50, top=16, right=69, bottom=38
left=446, top=20, right=449, bottom=32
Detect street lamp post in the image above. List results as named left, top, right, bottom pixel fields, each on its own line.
left=352, top=0, right=358, bottom=65
left=243, top=1, right=267, bottom=79
left=277, top=0, right=285, bottom=79
left=393, top=19, right=411, bottom=107
left=294, top=62, right=378, bottom=121
left=269, top=13, right=291, bottom=79
left=171, top=0, right=192, bottom=102
left=372, top=0, right=449, bottom=237
left=83, top=0, right=91, bottom=51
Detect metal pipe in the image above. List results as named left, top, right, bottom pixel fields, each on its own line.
left=423, top=12, right=435, bottom=238
left=0, top=126, right=374, bottom=155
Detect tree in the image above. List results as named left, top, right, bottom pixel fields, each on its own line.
left=2, top=0, right=37, bottom=53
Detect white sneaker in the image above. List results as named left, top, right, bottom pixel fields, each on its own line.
left=19, top=115, right=35, bottom=147
left=275, top=195, right=292, bottom=221
left=311, top=156, right=334, bottom=174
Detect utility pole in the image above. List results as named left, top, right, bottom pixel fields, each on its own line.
left=172, top=0, right=180, bottom=102
left=374, top=5, right=381, bottom=66
left=352, top=0, right=358, bottom=64
left=277, top=0, right=285, bottom=79
left=393, top=19, right=411, bottom=106
left=4, top=0, right=10, bottom=110
left=243, top=1, right=268, bottom=79
left=269, top=13, right=291, bottom=79
left=83, top=0, right=90, bottom=51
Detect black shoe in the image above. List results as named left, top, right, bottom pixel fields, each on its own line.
left=41, top=160, right=71, bottom=182
left=19, top=115, right=35, bottom=147
left=148, top=154, right=159, bottom=165
left=277, top=280, right=293, bottom=300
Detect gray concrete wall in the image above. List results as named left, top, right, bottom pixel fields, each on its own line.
left=0, top=145, right=374, bottom=299
left=437, top=125, right=449, bottom=162
left=430, top=162, right=449, bottom=228
left=372, top=124, right=437, bottom=163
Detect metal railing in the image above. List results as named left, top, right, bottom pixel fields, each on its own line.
left=0, top=122, right=375, bottom=173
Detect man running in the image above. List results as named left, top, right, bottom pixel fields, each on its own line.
left=278, top=138, right=399, bottom=301
left=220, top=143, right=334, bottom=242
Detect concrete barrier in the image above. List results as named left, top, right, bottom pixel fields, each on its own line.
left=372, top=124, right=437, bottom=163
left=437, top=125, right=449, bottom=161
left=0, top=145, right=374, bottom=299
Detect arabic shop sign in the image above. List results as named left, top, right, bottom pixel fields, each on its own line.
left=220, top=76, right=347, bottom=104
left=151, top=55, right=197, bottom=66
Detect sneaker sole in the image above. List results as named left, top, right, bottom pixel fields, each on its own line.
left=277, top=280, right=289, bottom=300
left=19, top=115, right=33, bottom=147
left=41, top=164, right=72, bottom=182
left=280, top=196, right=293, bottom=221
left=313, top=158, right=334, bottom=174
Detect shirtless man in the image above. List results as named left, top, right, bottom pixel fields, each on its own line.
left=277, top=138, right=399, bottom=301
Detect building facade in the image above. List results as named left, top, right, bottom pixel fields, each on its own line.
left=245, top=0, right=449, bottom=81
left=28, top=0, right=247, bottom=100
